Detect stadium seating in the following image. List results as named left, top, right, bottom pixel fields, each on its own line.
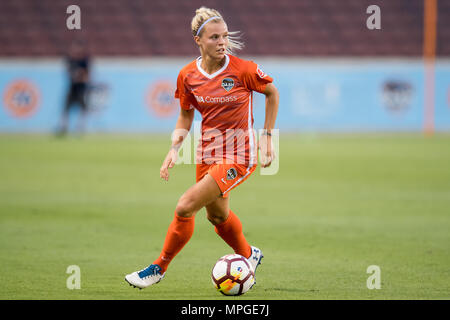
left=0, top=0, right=448, bottom=57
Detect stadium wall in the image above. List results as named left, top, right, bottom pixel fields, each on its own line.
left=1, top=58, right=449, bottom=133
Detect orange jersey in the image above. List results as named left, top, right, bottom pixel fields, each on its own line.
left=174, top=54, right=273, bottom=166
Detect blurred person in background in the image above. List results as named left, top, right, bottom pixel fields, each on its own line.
left=56, top=39, right=90, bottom=136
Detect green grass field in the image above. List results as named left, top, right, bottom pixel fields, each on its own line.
left=0, top=133, right=449, bottom=300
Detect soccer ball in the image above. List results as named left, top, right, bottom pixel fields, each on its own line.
left=211, top=254, right=255, bottom=296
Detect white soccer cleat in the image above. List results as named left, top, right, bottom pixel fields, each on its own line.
left=124, top=264, right=165, bottom=289
left=247, top=246, right=263, bottom=290
left=248, top=246, right=264, bottom=274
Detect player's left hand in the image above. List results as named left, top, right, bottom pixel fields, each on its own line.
left=258, top=134, right=275, bottom=168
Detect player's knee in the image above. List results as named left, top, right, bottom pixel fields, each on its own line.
left=206, top=211, right=228, bottom=225
left=175, top=196, right=196, bottom=218
left=207, top=215, right=226, bottom=225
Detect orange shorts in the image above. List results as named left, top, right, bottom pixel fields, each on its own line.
left=196, top=163, right=257, bottom=197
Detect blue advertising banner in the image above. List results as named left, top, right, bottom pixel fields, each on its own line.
left=0, top=58, right=449, bottom=132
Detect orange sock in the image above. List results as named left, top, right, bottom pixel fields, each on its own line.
left=214, top=210, right=251, bottom=258
left=153, top=212, right=195, bottom=272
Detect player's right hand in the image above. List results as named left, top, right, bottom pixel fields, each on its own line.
left=160, top=148, right=178, bottom=181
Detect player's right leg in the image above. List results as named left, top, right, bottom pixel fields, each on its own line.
left=125, top=174, right=222, bottom=289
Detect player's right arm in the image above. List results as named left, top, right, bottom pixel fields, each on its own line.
left=160, top=108, right=195, bottom=181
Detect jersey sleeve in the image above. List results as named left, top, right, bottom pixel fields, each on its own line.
left=242, top=60, right=273, bottom=93
left=174, top=71, right=196, bottom=111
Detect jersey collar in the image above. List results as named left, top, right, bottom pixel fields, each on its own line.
left=196, top=54, right=230, bottom=79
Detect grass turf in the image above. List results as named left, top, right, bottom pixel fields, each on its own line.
left=0, top=133, right=449, bottom=300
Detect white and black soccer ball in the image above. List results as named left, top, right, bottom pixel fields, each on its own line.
left=211, top=254, right=255, bottom=296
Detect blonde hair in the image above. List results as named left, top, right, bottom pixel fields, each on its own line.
left=191, top=7, right=244, bottom=55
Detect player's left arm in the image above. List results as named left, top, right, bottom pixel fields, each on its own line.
left=260, top=83, right=279, bottom=168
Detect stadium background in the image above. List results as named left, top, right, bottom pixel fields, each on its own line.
left=1, top=0, right=449, bottom=132
left=0, top=0, right=449, bottom=300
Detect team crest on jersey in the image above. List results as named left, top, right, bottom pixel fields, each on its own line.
left=221, top=78, right=234, bottom=92
left=226, top=168, right=237, bottom=180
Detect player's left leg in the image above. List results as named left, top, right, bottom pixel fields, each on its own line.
left=207, top=200, right=263, bottom=275
left=206, top=197, right=251, bottom=259
left=205, top=162, right=263, bottom=276
left=205, top=195, right=229, bottom=225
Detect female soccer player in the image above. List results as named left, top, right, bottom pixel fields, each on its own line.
left=125, top=7, right=279, bottom=289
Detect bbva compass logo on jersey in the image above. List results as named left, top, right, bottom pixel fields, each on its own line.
left=226, top=167, right=237, bottom=180
left=221, top=78, right=234, bottom=92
